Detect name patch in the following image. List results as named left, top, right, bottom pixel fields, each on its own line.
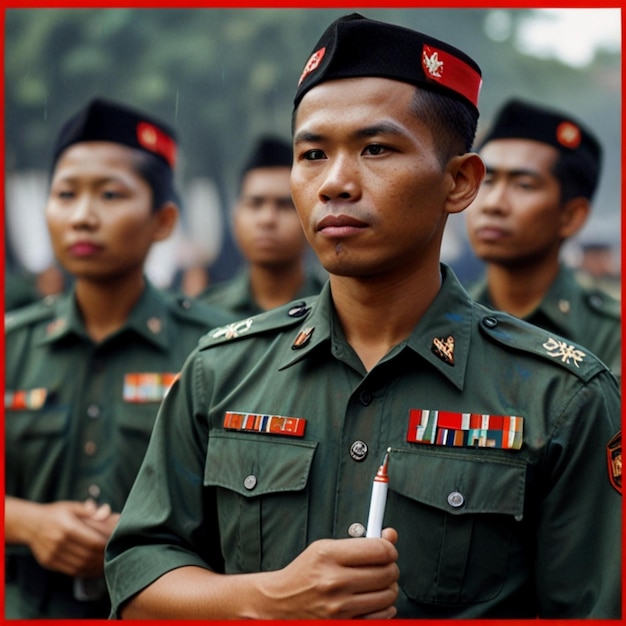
left=224, top=411, right=306, bottom=438
left=407, top=409, right=523, bottom=450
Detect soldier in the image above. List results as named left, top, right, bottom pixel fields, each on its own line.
left=105, top=14, right=621, bottom=619
left=4, top=98, right=234, bottom=619
left=199, top=135, right=324, bottom=317
left=465, top=98, right=620, bottom=377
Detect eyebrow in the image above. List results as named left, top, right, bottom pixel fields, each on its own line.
left=294, top=121, right=409, bottom=145
left=485, top=166, right=543, bottom=178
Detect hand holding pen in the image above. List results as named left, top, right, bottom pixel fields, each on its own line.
left=366, top=449, right=390, bottom=538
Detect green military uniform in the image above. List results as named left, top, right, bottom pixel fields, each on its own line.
left=198, top=267, right=326, bottom=317
left=5, top=280, right=234, bottom=619
left=469, top=264, right=621, bottom=378
left=105, top=266, right=621, bottom=618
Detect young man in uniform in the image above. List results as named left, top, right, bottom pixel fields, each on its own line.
left=105, top=14, right=621, bottom=619
left=4, top=98, right=234, bottom=619
left=465, top=98, right=620, bottom=377
left=199, top=135, right=324, bottom=317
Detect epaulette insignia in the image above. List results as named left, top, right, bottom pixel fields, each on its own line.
left=5, top=388, right=48, bottom=410
left=123, top=372, right=178, bottom=403
left=543, top=336, right=586, bottom=367
left=224, top=411, right=306, bottom=438
left=407, top=409, right=523, bottom=450
left=211, top=318, right=253, bottom=340
left=607, top=431, right=622, bottom=494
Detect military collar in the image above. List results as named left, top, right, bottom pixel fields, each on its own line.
left=279, top=265, right=472, bottom=390
left=473, top=265, right=585, bottom=342
left=37, top=281, right=172, bottom=352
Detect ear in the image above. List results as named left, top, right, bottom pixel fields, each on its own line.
left=559, top=196, right=590, bottom=239
left=444, top=152, right=486, bottom=216
left=152, top=202, right=179, bottom=242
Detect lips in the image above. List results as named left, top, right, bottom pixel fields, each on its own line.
left=68, top=241, right=103, bottom=256
left=473, top=226, right=510, bottom=242
left=316, top=214, right=368, bottom=238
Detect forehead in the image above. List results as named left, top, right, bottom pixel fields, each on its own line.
left=294, top=76, right=417, bottom=131
left=480, top=138, right=559, bottom=172
left=53, top=141, right=140, bottom=176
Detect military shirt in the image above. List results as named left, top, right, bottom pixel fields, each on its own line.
left=198, top=267, right=326, bottom=317
left=105, top=266, right=621, bottom=619
left=469, top=264, right=621, bottom=378
left=5, top=280, right=234, bottom=619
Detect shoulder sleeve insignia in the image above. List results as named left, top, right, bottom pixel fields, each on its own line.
left=607, top=431, right=622, bottom=494
left=543, top=336, right=585, bottom=367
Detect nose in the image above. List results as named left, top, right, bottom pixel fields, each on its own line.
left=69, top=193, right=99, bottom=228
left=477, top=178, right=509, bottom=215
left=317, top=154, right=361, bottom=203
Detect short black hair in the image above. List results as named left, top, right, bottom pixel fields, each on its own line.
left=130, top=148, right=181, bottom=212
left=409, top=88, right=479, bottom=165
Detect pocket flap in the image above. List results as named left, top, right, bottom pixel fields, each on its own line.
left=205, top=432, right=317, bottom=497
left=388, top=448, right=525, bottom=517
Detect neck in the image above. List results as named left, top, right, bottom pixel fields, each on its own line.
left=249, top=262, right=306, bottom=311
left=485, top=257, right=560, bottom=318
left=75, top=272, right=145, bottom=343
left=330, top=263, right=442, bottom=372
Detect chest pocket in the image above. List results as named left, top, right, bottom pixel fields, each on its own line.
left=205, top=432, right=317, bottom=573
left=387, top=447, right=526, bottom=606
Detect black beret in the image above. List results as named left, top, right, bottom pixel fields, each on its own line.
left=53, top=97, right=177, bottom=168
left=294, top=13, right=482, bottom=112
left=241, top=135, right=292, bottom=176
left=480, top=98, right=601, bottom=162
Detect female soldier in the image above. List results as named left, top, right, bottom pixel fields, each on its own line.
left=4, top=98, right=233, bottom=619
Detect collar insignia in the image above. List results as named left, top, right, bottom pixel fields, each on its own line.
left=432, top=335, right=455, bottom=365
left=292, top=327, right=314, bottom=350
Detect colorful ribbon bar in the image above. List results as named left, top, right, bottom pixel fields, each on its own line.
left=224, top=411, right=307, bottom=438
left=5, top=388, right=48, bottom=411
left=123, top=372, right=178, bottom=403
left=407, top=409, right=523, bottom=450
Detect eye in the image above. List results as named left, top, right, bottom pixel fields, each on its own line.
left=56, top=189, right=75, bottom=200
left=101, top=189, right=124, bottom=200
left=363, top=144, right=388, bottom=156
left=302, top=149, right=326, bottom=161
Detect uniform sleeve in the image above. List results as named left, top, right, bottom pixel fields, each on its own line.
left=535, top=369, right=621, bottom=618
left=104, top=349, right=222, bottom=618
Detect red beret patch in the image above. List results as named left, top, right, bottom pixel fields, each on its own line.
left=556, top=121, right=582, bottom=149
left=298, top=47, right=326, bottom=86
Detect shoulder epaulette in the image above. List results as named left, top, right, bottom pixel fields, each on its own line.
left=165, top=294, right=236, bottom=328
left=476, top=308, right=607, bottom=383
left=5, top=295, right=59, bottom=334
left=198, top=299, right=315, bottom=350
left=583, top=288, right=621, bottom=320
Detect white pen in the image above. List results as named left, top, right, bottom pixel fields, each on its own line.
left=365, top=449, right=390, bottom=538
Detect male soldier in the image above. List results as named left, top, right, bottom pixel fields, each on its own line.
left=199, top=135, right=324, bottom=316
left=4, top=98, right=234, bottom=619
left=465, top=98, right=620, bottom=377
left=105, top=14, right=621, bottom=619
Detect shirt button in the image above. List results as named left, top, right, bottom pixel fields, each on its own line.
left=147, top=317, right=162, bottom=334
left=359, top=390, right=372, bottom=406
left=244, top=475, right=257, bottom=490
left=447, top=491, right=465, bottom=508
left=84, top=441, right=97, bottom=456
left=86, top=404, right=100, bottom=419
left=349, top=440, right=368, bottom=462
left=558, top=299, right=571, bottom=314
left=348, top=522, right=366, bottom=537
left=88, top=484, right=101, bottom=498
left=482, top=316, right=498, bottom=329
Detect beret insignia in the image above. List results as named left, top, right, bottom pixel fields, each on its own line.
left=298, top=47, right=326, bottom=86
left=556, top=121, right=582, bottom=149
